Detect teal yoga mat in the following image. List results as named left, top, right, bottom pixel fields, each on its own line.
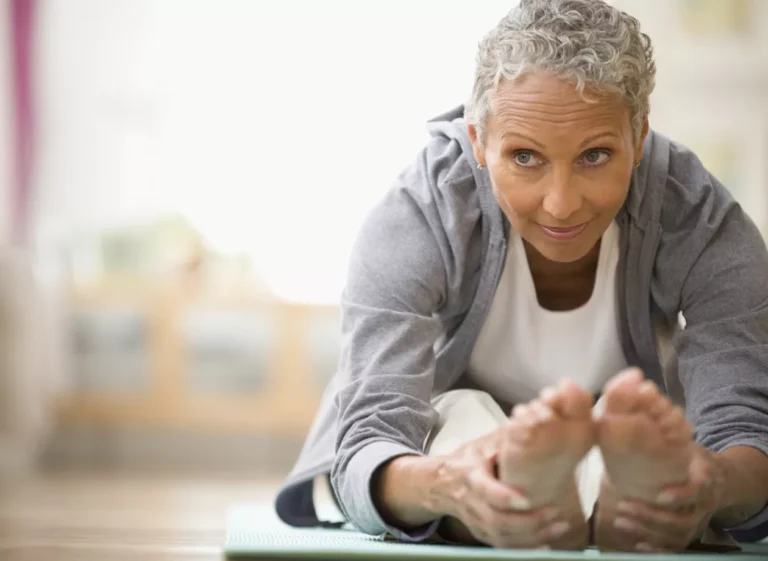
left=224, top=505, right=768, bottom=560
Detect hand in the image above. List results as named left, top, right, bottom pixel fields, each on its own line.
left=432, top=428, right=572, bottom=549
left=609, top=444, right=725, bottom=552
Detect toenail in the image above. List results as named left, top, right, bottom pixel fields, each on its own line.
left=636, top=542, right=653, bottom=552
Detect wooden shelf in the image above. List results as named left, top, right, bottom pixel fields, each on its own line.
left=60, top=278, right=339, bottom=435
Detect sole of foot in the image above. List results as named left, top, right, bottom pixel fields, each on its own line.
left=497, top=379, right=596, bottom=549
left=594, top=368, right=694, bottom=552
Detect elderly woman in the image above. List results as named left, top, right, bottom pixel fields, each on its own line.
left=275, top=0, right=768, bottom=552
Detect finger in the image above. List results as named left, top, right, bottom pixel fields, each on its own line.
left=615, top=499, right=700, bottom=551
left=618, top=499, right=698, bottom=535
left=496, top=506, right=560, bottom=528
left=465, top=501, right=537, bottom=549
left=613, top=515, right=686, bottom=551
left=466, top=467, right=531, bottom=511
left=494, top=508, right=558, bottom=548
left=655, top=480, right=702, bottom=506
left=461, top=512, right=494, bottom=547
left=534, top=520, right=572, bottom=543
left=636, top=542, right=674, bottom=554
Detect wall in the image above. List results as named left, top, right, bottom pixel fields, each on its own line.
left=613, top=0, right=768, bottom=233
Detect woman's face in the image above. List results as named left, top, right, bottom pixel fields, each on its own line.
left=470, top=72, right=648, bottom=264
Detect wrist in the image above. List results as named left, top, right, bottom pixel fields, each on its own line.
left=373, top=454, right=444, bottom=529
left=710, top=446, right=768, bottom=529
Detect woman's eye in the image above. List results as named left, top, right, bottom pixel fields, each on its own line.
left=581, top=149, right=611, bottom=166
left=512, top=150, right=541, bottom=167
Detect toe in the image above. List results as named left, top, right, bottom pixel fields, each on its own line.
left=529, top=400, right=554, bottom=422
left=557, top=379, right=594, bottom=420
left=604, top=368, right=644, bottom=394
left=648, top=394, right=673, bottom=421
left=603, top=368, right=645, bottom=414
left=539, top=386, right=558, bottom=407
left=637, top=380, right=660, bottom=405
left=659, top=406, right=686, bottom=432
left=661, top=411, right=693, bottom=442
left=636, top=381, right=675, bottom=422
left=513, top=404, right=537, bottom=426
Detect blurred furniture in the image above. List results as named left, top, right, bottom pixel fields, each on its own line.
left=56, top=276, right=340, bottom=437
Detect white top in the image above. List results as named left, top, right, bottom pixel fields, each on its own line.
left=468, top=221, right=627, bottom=405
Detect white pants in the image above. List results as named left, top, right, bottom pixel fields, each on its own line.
left=426, top=389, right=605, bottom=517
left=314, top=389, right=605, bottom=522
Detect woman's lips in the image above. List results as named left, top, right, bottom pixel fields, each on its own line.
left=539, top=222, right=589, bottom=240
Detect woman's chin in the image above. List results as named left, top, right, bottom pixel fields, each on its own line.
left=530, top=235, right=599, bottom=265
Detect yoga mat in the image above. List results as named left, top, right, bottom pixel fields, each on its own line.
left=224, top=505, right=768, bottom=560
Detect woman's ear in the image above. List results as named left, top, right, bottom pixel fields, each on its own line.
left=468, top=124, right=486, bottom=168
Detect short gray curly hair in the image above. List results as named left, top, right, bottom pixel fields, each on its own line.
left=466, top=0, right=655, bottom=142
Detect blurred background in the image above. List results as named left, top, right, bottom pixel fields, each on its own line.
left=0, top=0, right=767, bottom=549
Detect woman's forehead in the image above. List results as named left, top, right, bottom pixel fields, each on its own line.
left=488, top=74, right=632, bottom=145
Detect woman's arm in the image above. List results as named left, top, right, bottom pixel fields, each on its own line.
left=329, top=183, right=451, bottom=539
left=670, top=189, right=768, bottom=536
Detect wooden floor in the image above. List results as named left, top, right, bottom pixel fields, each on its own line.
left=0, top=471, right=282, bottom=560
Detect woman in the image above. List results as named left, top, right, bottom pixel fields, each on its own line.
left=276, top=0, right=768, bottom=552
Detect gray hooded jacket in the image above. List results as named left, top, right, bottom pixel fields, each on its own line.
left=275, top=106, right=768, bottom=540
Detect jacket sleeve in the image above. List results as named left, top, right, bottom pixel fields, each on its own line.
left=673, top=179, right=768, bottom=533
left=329, top=183, right=448, bottom=539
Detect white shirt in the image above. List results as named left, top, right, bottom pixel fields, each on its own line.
left=468, top=221, right=627, bottom=404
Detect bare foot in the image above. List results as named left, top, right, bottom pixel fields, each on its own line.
left=594, top=368, right=694, bottom=552
left=497, top=379, right=596, bottom=549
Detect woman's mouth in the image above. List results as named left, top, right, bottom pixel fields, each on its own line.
left=539, top=222, right=589, bottom=240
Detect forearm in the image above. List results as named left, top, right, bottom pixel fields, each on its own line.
left=712, top=445, right=768, bottom=528
left=372, top=454, right=446, bottom=529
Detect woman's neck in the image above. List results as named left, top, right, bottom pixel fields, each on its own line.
left=522, top=239, right=602, bottom=311
left=523, top=239, right=601, bottom=279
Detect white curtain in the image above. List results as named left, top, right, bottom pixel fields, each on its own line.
left=0, top=0, right=64, bottom=474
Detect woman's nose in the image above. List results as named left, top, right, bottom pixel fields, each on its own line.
left=541, top=168, right=582, bottom=221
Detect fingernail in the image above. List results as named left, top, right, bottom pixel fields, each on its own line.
left=617, top=501, right=634, bottom=514
left=548, top=521, right=570, bottom=538
left=614, top=517, right=636, bottom=532
left=509, top=496, right=531, bottom=510
left=636, top=542, right=653, bottom=552
left=656, top=491, right=675, bottom=505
